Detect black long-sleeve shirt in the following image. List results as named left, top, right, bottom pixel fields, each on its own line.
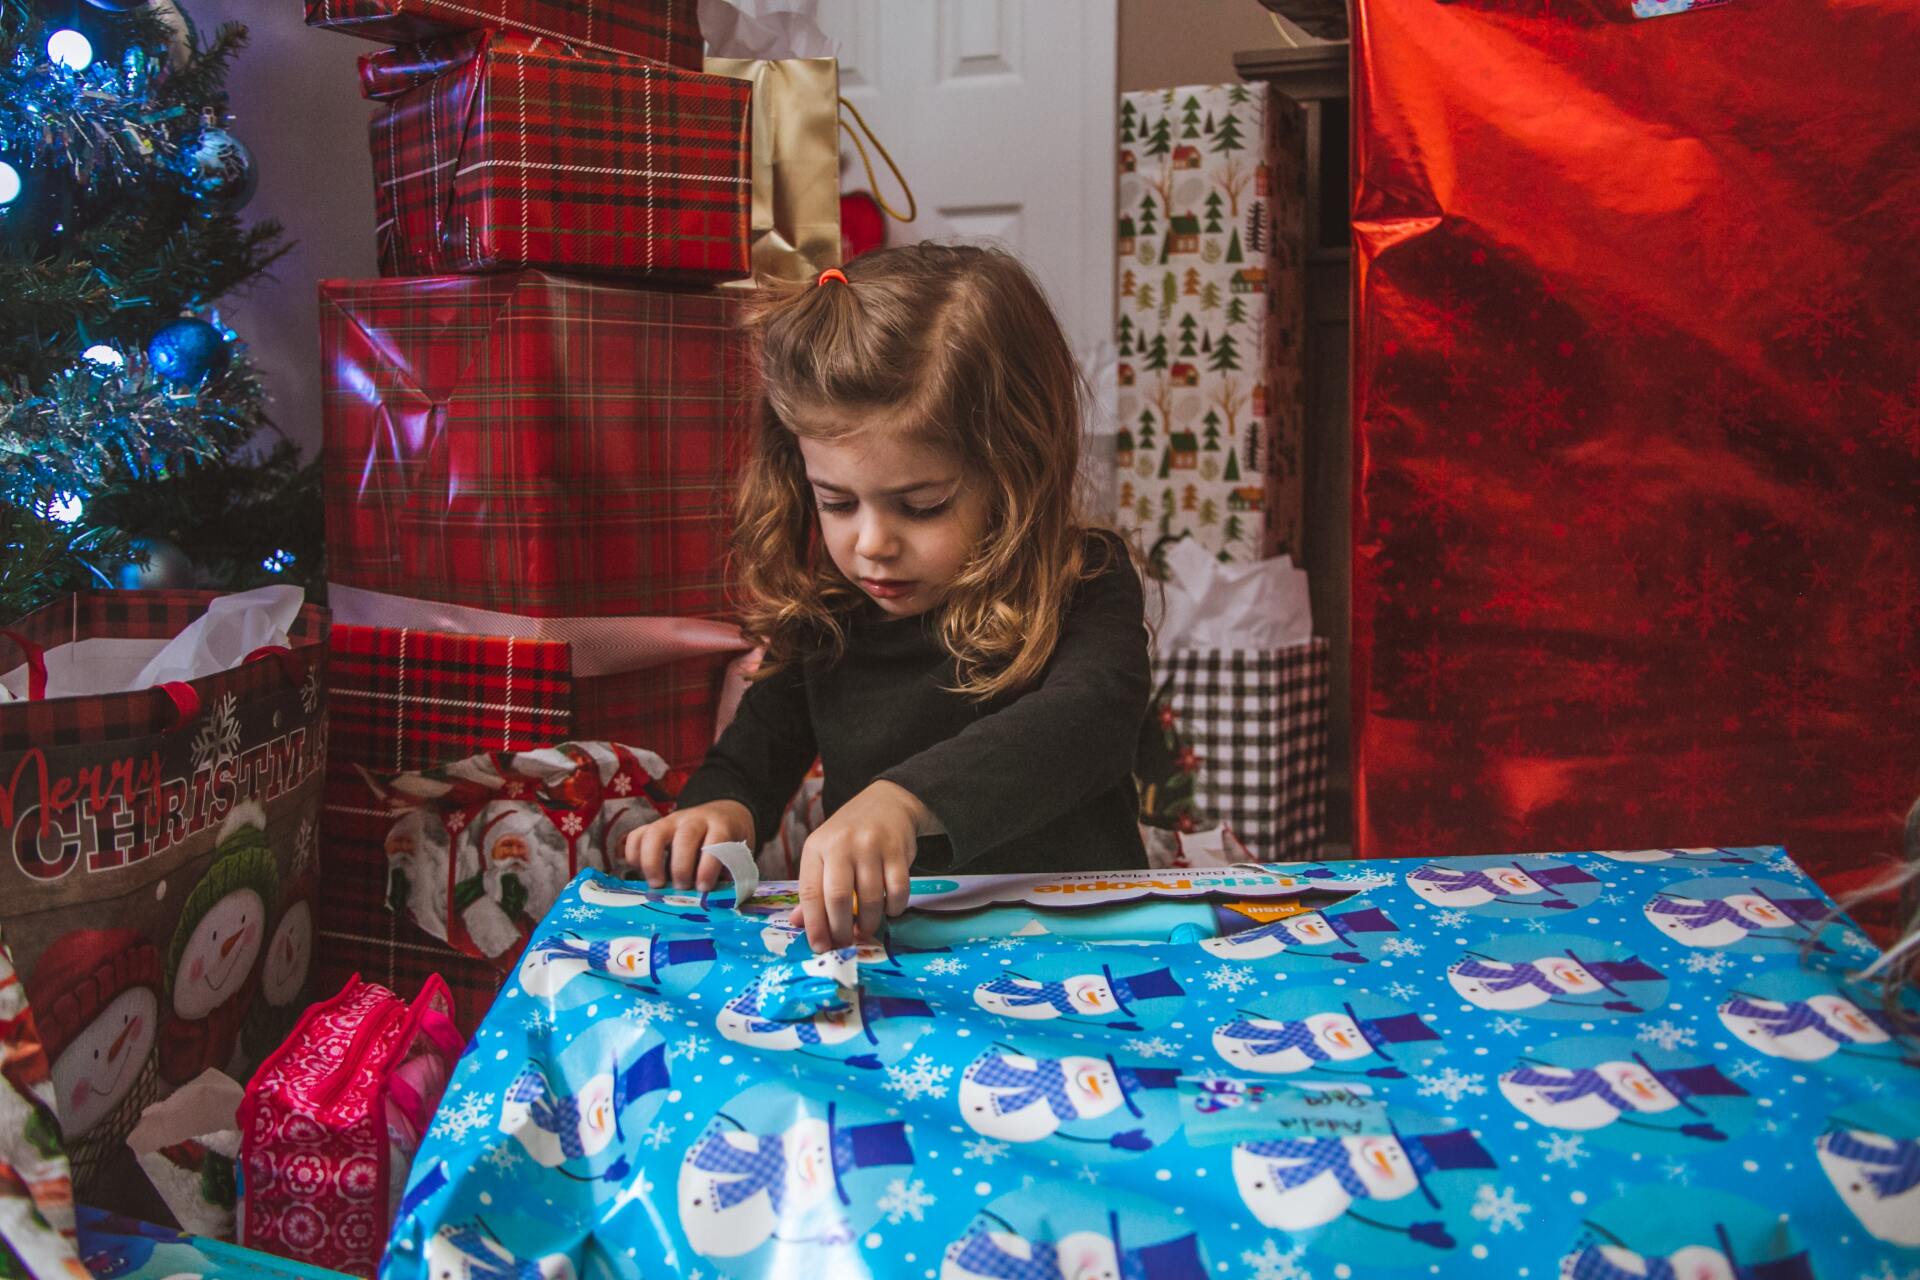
left=676, top=532, right=1152, bottom=875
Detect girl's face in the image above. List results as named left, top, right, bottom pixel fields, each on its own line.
left=794, top=411, right=990, bottom=618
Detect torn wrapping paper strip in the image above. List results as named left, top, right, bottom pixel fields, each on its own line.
left=380, top=848, right=1920, bottom=1280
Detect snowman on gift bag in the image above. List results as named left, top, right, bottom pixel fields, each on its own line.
left=942, top=1209, right=1210, bottom=1280
left=1213, top=1003, right=1441, bottom=1078
left=25, top=928, right=163, bottom=1143
left=1230, top=1124, right=1496, bottom=1249
left=1815, top=1122, right=1920, bottom=1246
left=498, top=1040, right=670, bottom=1171
left=1447, top=946, right=1662, bottom=1015
left=425, top=1221, right=577, bottom=1280
left=958, top=1046, right=1180, bottom=1152
left=160, top=803, right=277, bottom=1084
left=1198, top=905, right=1400, bottom=963
left=972, top=963, right=1183, bottom=1030
left=517, top=929, right=716, bottom=1000
left=677, top=1101, right=916, bottom=1259
left=1498, top=1054, right=1748, bottom=1141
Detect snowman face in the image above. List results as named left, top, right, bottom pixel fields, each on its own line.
left=1062, top=974, right=1119, bottom=1015
left=1199, top=926, right=1294, bottom=960
left=1410, top=865, right=1544, bottom=907
left=761, top=924, right=803, bottom=957
left=603, top=938, right=654, bottom=982
left=1562, top=1245, right=1734, bottom=1280
left=1723, top=893, right=1789, bottom=929
left=427, top=1229, right=578, bottom=1280
left=50, top=986, right=158, bottom=1135
left=1817, top=1128, right=1920, bottom=1246
left=1447, top=957, right=1585, bottom=1011
left=1717, top=998, right=1835, bottom=1061
left=1305, top=1012, right=1371, bottom=1061
left=780, top=1117, right=839, bottom=1216
left=957, top=1053, right=1120, bottom=1142
left=260, top=900, right=313, bottom=1007
left=1807, top=994, right=1887, bottom=1044
left=1342, top=1135, right=1421, bottom=1201
left=174, top=888, right=266, bottom=1020
left=1595, top=1059, right=1679, bottom=1113
left=1280, top=913, right=1340, bottom=946
left=1646, top=898, right=1749, bottom=948
left=502, top=1071, right=615, bottom=1166
left=1214, top=1018, right=1313, bottom=1074
left=1231, top=1138, right=1416, bottom=1232
left=715, top=995, right=864, bottom=1050
left=946, top=1231, right=1118, bottom=1280
left=1498, top=1066, right=1618, bottom=1131
left=973, top=976, right=1110, bottom=1021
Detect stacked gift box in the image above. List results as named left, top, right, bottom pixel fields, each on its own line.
left=304, top=0, right=758, bottom=1030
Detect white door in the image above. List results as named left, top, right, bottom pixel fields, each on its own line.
left=818, top=1, right=1119, bottom=439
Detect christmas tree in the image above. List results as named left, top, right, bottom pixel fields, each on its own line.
left=0, top=0, right=315, bottom=622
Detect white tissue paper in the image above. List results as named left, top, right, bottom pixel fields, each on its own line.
left=699, top=0, right=835, bottom=59
left=0, top=586, right=304, bottom=701
left=126, top=1068, right=245, bottom=1239
left=1154, top=536, right=1313, bottom=654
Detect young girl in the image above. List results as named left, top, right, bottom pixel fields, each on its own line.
left=626, top=244, right=1152, bottom=951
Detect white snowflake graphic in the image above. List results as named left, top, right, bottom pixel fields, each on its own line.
left=1491, top=1016, right=1525, bottom=1037
left=561, top=904, right=598, bottom=923
left=1416, top=1068, right=1487, bottom=1104
left=189, top=692, right=243, bottom=773
left=876, top=1177, right=935, bottom=1224
left=1636, top=1019, right=1697, bottom=1051
left=1386, top=981, right=1420, bottom=1002
left=1522, top=918, right=1552, bottom=934
left=1381, top=936, right=1424, bottom=958
left=1765, top=855, right=1798, bottom=876
left=669, top=1034, right=711, bottom=1064
left=1241, top=1239, right=1312, bottom=1280
left=883, top=1054, right=954, bottom=1101
left=294, top=818, right=317, bottom=878
left=1859, top=1262, right=1920, bottom=1280
left=1660, top=1157, right=1693, bottom=1186
left=1075, top=1163, right=1101, bottom=1185
left=1837, top=930, right=1875, bottom=954
left=622, top=998, right=677, bottom=1028
left=1432, top=909, right=1468, bottom=929
left=559, top=812, right=585, bottom=837
left=987, top=936, right=1023, bottom=952
left=522, top=1007, right=553, bottom=1035
left=445, top=810, right=470, bottom=835
left=481, top=1142, right=522, bottom=1174
left=1205, top=964, right=1256, bottom=994
left=1682, top=951, right=1734, bottom=976
left=300, top=664, right=321, bottom=714
left=1469, top=1184, right=1532, bottom=1234
left=1726, top=1058, right=1766, bottom=1081
left=640, top=1121, right=676, bottom=1151
left=923, top=957, right=966, bottom=977
left=1124, top=1036, right=1178, bottom=1059
left=963, top=1138, right=1009, bottom=1165
left=1539, top=1134, right=1588, bottom=1168
left=610, top=773, right=633, bottom=796
left=429, top=1090, right=495, bottom=1142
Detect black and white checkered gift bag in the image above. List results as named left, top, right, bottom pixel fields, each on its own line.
left=1151, top=638, right=1330, bottom=860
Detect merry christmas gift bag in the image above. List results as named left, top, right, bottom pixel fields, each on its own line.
left=305, top=0, right=704, bottom=68
left=362, top=33, right=750, bottom=281
left=0, top=591, right=328, bottom=1213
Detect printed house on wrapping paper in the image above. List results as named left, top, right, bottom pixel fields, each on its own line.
left=1170, top=362, right=1200, bottom=387
left=1119, top=361, right=1136, bottom=386
left=1170, top=432, right=1201, bottom=469
left=1164, top=214, right=1202, bottom=256
left=1118, top=215, right=1137, bottom=255
left=1231, top=267, right=1268, bottom=293
left=1117, top=428, right=1136, bottom=468
left=1120, top=147, right=1137, bottom=173
left=1229, top=485, right=1265, bottom=512
left=1173, top=143, right=1204, bottom=169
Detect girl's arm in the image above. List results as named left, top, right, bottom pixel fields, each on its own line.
left=674, top=658, right=819, bottom=854
left=877, top=535, right=1152, bottom=870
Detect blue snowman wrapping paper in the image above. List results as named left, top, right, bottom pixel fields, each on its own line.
left=379, top=849, right=1920, bottom=1280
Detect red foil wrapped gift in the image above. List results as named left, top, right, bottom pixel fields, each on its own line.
left=362, top=32, right=749, bottom=280
left=1350, top=0, right=1920, bottom=907
left=305, top=0, right=703, bottom=68
left=320, top=270, right=754, bottom=619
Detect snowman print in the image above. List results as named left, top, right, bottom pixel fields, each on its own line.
left=426, top=1222, right=576, bottom=1280
left=1404, top=855, right=1599, bottom=915
left=1716, top=973, right=1917, bottom=1073
left=1445, top=934, right=1666, bottom=1020
left=27, top=929, right=162, bottom=1139
left=971, top=959, right=1183, bottom=1031
left=498, top=1039, right=669, bottom=1171
left=958, top=1047, right=1180, bottom=1157
left=1196, top=905, right=1400, bottom=965
left=1496, top=1037, right=1751, bottom=1147
left=1213, top=997, right=1441, bottom=1079
left=517, top=930, right=715, bottom=1002
left=1815, top=1114, right=1920, bottom=1246
left=1642, top=877, right=1828, bottom=951
left=576, top=872, right=714, bottom=919
left=941, top=1187, right=1208, bottom=1280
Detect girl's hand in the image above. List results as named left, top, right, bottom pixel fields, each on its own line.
left=625, top=799, right=755, bottom=891
left=790, top=781, right=933, bottom=950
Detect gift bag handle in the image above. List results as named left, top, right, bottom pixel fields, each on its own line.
left=838, top=97, right=917, bottom=223
left=0, top=629, right=48, bottom=701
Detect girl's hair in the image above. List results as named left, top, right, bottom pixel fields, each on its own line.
left=730, top=242, right=1098, bottom=700
left=1811, top=796, right=1920, bottom=1031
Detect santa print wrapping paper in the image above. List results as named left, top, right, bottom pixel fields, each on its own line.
left=1114, top=84, right=1303, bottom=563
left=305, top=0, right=703, bottom=69
left=1350, top=0, right=1920, bottom=911
left=0, top=592, right=327, bottom=1215
left=376, top=848, right=1918, bottom=1280
left=363, top=33, right=749, bottom=280
left=321, top=272, right=753, bottom=619
left=314, top=625, right=730, bottom=1034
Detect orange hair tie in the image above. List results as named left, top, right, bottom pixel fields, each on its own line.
left=816, top=268, right=848, bottom=287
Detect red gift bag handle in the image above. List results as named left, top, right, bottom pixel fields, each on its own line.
left=244, top=644, right=302, bottom=685
left=0, top=629, right=48, bottom=701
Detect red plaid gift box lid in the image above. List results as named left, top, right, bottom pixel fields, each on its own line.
left=364, top=31, right=750, bottom=281
left=305, top=0, right=703, bottom=69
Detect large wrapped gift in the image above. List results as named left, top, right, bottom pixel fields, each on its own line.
left=0, top=591, right=327, bottom=1214
left=376, top=850, right=1917, bottom=1280
left=314, top=623, right=742, bottom=1033
left=320, top=272, right=754, bottom=618
left=1114, top=83, right=1304, bottom=563
left=305, top=0, right=703, bottom=68
left=362, top=34, right=750, bottom=280
left=1349, top=0, right=1920, bottom=914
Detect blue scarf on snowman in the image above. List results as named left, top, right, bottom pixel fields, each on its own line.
left=1821, top=1132, right=1920, bottom=1198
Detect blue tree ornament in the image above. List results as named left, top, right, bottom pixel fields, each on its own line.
left=174, top=127, right=256, bottom=209
left=147, top=318, right=230, bottom=384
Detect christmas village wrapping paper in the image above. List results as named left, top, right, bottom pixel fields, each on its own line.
left=1114, top=84, right=1303, bottom=563
left=379, top=849, right=1918, bottom=1280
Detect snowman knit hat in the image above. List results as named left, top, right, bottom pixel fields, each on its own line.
left=25, top=928, right=162, bottom=1061
left=164, top=835, right=279, bottom=997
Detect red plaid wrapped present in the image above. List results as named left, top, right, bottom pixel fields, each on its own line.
left=321, top=271, right=754, bottom=618
left=305, top=0, right=703, bottom=68
left=314, top=622, right=738, bottom=1032
left=363, top=33, right=749, bottom=280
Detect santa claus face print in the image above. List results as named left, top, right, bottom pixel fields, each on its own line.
left=260, top=900, right=313, bottom=1008
left=174, top=888, right=265, bottom=1020
left=51, top=986, right=157, bottom=1135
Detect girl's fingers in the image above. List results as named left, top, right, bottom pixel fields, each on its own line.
left=884, top=856, right=911, bottom=918
left=694, top=849, right=725, bottom=894
left=855, top=858, right=884, bottom=942
left=669, top=819, right=705, bottom=889
left=639, top=817, right=674, bottom=887
left=821, top=851, right=855, bottom=949
left=798, top=848, right=830, bottom=953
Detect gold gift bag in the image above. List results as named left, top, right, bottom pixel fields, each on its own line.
left=706, top=57, right=915, bottom=287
